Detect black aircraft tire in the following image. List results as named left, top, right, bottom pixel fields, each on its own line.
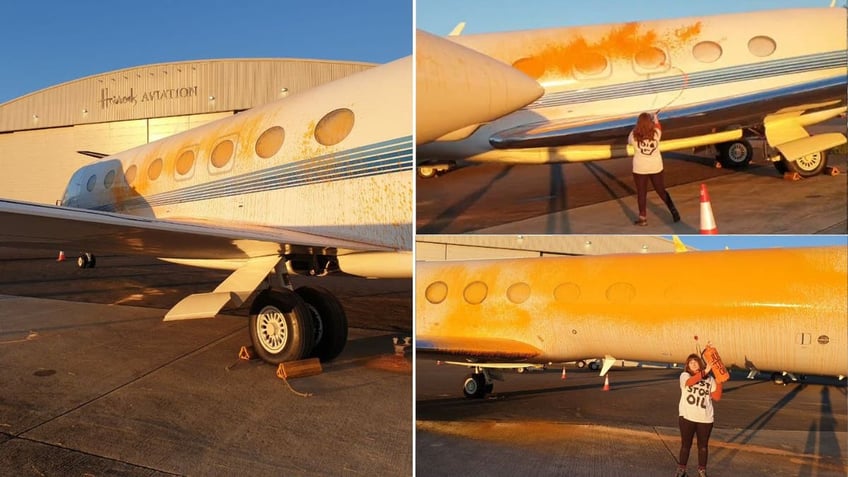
left=717, top=139, right=753, bottom=169
left=782, top=150, right=828, bottom=177
left=249, top=289, right=315, bottom=364
left=462, top=373, right=487, bottom=399
left=295, top=286, right=348, bottom=362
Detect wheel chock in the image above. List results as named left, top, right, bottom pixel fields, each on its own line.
left=783, top=171, right=801, bottom=181
left=824, top=166, right=840, bottom=176
left=238, top=346, right=256, bottom=360
left=276, top=358, right=322, bottom=380
left=713, top=161, right=722, bottom=169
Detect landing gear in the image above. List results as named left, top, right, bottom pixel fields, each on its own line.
left=463, top=373, right=491, bottom=399
left=773, top=150, right=828, bottom=177
left=77, top=252, right=96, bottom=269
left=248, top=289, right=315, bottom=364
left=716, top=139, right=754, bottom=169
left=295, top=286, right=348, bottom=362
left=417, top=162, right=454, bottom=179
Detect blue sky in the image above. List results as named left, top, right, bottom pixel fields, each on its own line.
left=417, top=0, right=842, bottom=34
left=665, top=235, right=847, bottom=251
left=0, top=0, right=411, bottom=104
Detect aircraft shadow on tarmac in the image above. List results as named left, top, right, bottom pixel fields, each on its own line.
left=718, top=383, right=846, bottom=475
left=418, top=166, right=516, bottom=233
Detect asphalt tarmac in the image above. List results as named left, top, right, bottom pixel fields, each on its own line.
left=0, top=253, right=412, bottom=476
left=416, top=360, right=847, bottom=477
left=417, top=145, right=847, bottom=235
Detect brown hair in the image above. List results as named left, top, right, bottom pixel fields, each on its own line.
left=633, top=112, right=657, bottom=143
left=684, top=353, right=705, bottom=376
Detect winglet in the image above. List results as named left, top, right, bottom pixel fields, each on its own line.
left=448, top=22, right=466, bottom=36
left=672, top=235, right=689, bottom=253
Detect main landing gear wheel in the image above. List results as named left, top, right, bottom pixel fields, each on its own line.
left=77, top=253, right=96, bottom=269
left=462, top=373, right=489, bottom=399
left=249, top=289, right=314, bottom=364
left=774, top=150, right=828, bottom=177
left=716, top=139, right=753, bottom=169
left=295, top=286, right=348, bottom=362
left=417, top=166, right=438, bottom=179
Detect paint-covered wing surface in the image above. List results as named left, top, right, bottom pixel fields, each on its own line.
left=490, top=76, right=846, bottom=150
left=417, top=335, right=543, bottom=360
left=0, top=199, right=392, bottom=261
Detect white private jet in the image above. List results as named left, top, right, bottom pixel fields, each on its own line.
left=416, top=7, right=847, bottom=178
left=0, top=55, right=414, bottom=365
left=0, top=31, right=543, bottom=365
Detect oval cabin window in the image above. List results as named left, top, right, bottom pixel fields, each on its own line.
left=211, top=139, right=234, bottom=169
left=124, top=164, right=137, bottom=186
left=635, top=47, right=667, bottom=69
left=692, top=41, right=723, bottom=63
left=748, top=36, right=776, bottom=57
left=255, top=126, right=285, bottom=159
left=574, top=52, right=608, bottom=76
left=463, top=281, right=488, bottom=305
left=314, top=108, right=354, bottom=146
left=175, top=150, right=195, bottom=176
left=148, top=158, right=163, bottom=181
left=425, top=281, right=448, bottom=304
left=86, top=175, right=97, bottom=192
left=104, top=170, right=116, bottom=188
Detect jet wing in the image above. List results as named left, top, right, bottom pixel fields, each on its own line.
left=489, top=76, right=845, bottom=150
left=416, top=335, right=543, bottom=360
left=0, top=198, right=392, bottom=262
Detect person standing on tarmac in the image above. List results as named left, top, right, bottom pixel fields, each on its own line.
left=628, top=111, right=680, bottom=226
left=675, top=353, right=722, bottom=477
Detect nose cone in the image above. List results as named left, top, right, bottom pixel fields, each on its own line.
left=416, top=30, right=543, bottom=145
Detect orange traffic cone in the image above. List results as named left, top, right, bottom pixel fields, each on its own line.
left=699, top=184, right=718, bottom=234
left=561, top=367, right=567, bottom=380
left=56, top=251, right=65, bottom=262
left=602, top=375, right=610, bottom=391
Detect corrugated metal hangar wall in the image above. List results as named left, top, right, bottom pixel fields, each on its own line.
left=0, top=58, right=373, bottom=204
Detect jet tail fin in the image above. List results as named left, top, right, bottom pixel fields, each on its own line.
left=448, top=22, right=466, bottom=36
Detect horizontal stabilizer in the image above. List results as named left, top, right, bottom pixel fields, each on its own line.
left=164, top=292, right=234, bottom=321
left=775, top=133, right=846, bottom=161
left=417, top=335, right=543, bottom=360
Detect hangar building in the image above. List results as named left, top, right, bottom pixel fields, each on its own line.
left=0, top=58, right=373, bottom=204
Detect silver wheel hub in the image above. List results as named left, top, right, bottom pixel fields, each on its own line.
left=728, top=143, right=746, bottom=162
left=464, top=378, right=478, bottom=394
left=257, top=307, right=288, bottom=352
left=796, top=152, right=821, bottom=171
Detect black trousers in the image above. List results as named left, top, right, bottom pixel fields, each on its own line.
left=678, top=416, right=713, bottom=468
left=632, top=172, right=669, bottom=218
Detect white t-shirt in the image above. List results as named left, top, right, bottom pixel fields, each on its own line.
left=628, top=128, right=663, bottom=174
left=678, top=372, right=716, bottom=423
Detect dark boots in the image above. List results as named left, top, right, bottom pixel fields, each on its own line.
left=665, top=192, right=680, bottom=222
